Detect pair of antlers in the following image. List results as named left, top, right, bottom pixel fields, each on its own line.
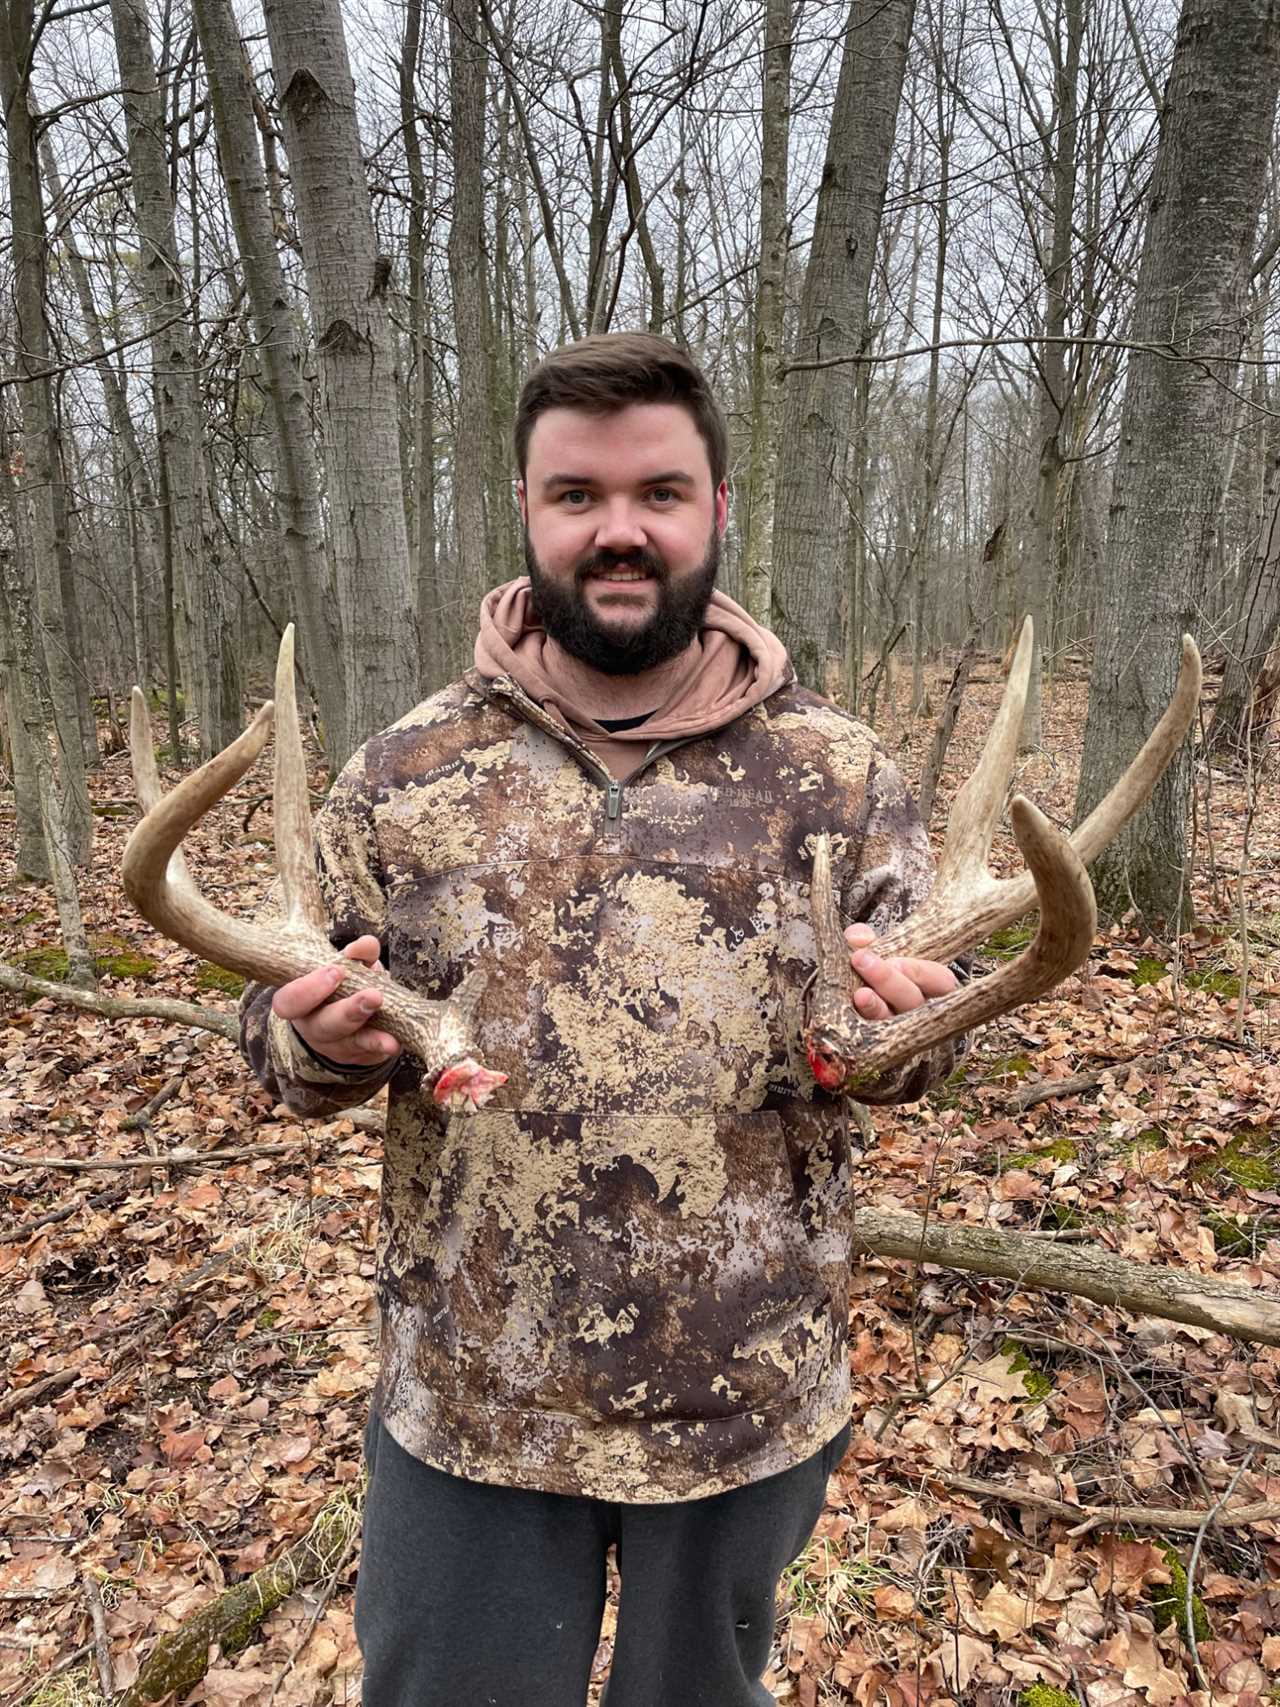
left=121, top=620, right=1201, bottom=1106
left=804, top=621, right=1201, bottom=1091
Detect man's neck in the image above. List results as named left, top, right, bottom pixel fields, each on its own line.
left=542, top=636, right=701, bottom=722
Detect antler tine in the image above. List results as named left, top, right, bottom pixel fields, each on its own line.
left=1070, top=634, right=1203, bottom=867
left=271, top=625, right=328, bottom=933
left=934, top=614, right=1033, bottom=885
left=123, top=693, right=277, bottom=972
left=807, top=799, right=1097, bottom=1091
left=871, top=631, right=1203, bottom=968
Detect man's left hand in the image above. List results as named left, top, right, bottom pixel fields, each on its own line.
left=843, top=923, right=958, bottom=1021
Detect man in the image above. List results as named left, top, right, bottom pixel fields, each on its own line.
left=240, top=333, right=959, bottom=1705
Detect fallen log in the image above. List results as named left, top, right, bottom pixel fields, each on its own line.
left=853, top=1208, right=1280, bottom=1346
left=0, top=959, right=237, bottom=1040
left=116, top=1492, right=359, bottom=1706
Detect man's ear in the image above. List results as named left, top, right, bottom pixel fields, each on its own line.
left=516, top=478, right=528, bottom=526
left=715, top=480, right=729, bottom=537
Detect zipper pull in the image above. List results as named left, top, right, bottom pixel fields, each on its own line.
left=606, top=780, right=623, bottom=821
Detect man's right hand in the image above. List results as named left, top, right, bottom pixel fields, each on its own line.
left=271, top=934, right=403, bottom=1069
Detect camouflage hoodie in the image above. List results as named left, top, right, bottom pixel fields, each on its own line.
left=239, top=593, right=955, bottom=1502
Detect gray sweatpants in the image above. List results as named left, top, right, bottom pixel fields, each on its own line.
left=356, top=1411, right=852, bottom=1707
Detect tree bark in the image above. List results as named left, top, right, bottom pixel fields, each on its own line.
left=1205, top=444, right=1280, bottom=760
left=742, top=0, right=791, bottom=628
left=1075, top=0, right=1280, bottom=930
left=771, top=0, right=916, bottom=690
left=263, top=0, right=420, bottom=761
left=447, top=0, right=493, bottom=657
left=0, top=0, right=94, bottom=866
left=109, top=0, right=219, bottom=760
left=192, top=0, right=346, bottom=768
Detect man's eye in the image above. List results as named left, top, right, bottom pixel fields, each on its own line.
left=650, top=488, right=677, bottom=503
left=560, top=490, right=589, bottom=506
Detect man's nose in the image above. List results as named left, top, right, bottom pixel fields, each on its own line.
left=593, top=499, right=647, bottom=553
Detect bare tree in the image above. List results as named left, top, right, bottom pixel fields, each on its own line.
left=1075, top=0, right=1280, bottom=930
left=771, top=0, right=917, bottom=691
left=262, top=0, right=420, bottom=761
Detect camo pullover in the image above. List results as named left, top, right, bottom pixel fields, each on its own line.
left=240, top=604, right=957, bottom=1503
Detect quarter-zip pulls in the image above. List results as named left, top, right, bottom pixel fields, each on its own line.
left=484, top=676, right=714, bottom=828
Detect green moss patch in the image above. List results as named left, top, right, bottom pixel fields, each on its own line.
left=1185, top=966, right=1241, bottom=1000
left=18, top=933, right=158, bottom=984
left=1019, top=1688, right=1076, bottom=1707
left=91, top=931, right=158, bottom=980
left=1132, top=955, right=1169, bottom=987
left=1149, top=1544, right=1210, bottom=1644
left=983, top=919, right=1035, bottom=960
left=1194, top=1127, right=1280, bottom=1192
left=985, top=1051, right=1034, bottom=1080
left=196, top=961, right=246, bottom=997
left=1203, top=1209, right=1280, bottom=1258
left=91, top=803, right=135, bottom=820
left=999, top=1137, right=1078, bottom=1172
left=1126, top=1125, right=1169, bottom=1157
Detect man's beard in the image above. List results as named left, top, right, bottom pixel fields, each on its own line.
left=524, top=531, right=719, bottom=676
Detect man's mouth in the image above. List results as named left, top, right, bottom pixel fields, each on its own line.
left=589, top=568, right=653, bottom=583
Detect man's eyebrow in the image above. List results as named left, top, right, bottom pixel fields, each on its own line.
left=539, top=470, right=697, bottom=492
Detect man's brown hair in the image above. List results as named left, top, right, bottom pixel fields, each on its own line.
left=514, top=332, right=728, bottom=489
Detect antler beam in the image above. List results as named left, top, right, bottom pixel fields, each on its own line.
left=122, top=629, right=505, bottom=1111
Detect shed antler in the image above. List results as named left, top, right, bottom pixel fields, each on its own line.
left=805, top=620, right=1202, bottom=1093
left=122, top=627, right=506, bottom=1112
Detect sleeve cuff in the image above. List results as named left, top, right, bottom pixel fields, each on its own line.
left=267, top=1008, right=394, bottom=1086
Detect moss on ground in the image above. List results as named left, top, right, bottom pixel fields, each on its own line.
left=985, top=1051, right=1034, bottom=1080
left=18, top=934, right=158, bottom=983
left=1126, top=1126, right=1169, bottom=1157
left=1194, top=1126, right=1280, bottom=1192
left=196, top=961, right=246, bottom=997
left=1203, top=1210, right=1280, bottom=1258
left=1019, top=1689, right=1076, bottom=1707
left=1149, top=1544, right=1210, bottom=1644
left=984, top=919, right=1035, bottom=960
left=1132, top=955, right=1169, bottom=987
left=1184, top=966, right=1242, bottom=999
left=999, top=1137, right=1078, bottom=1172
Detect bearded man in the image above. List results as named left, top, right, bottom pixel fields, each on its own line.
left=239, top=333, right=960, bottom=1706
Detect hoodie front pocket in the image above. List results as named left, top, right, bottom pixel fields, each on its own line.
left=407, top=1108, right=835, bottom=1426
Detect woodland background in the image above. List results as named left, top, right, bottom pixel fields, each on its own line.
left=3, top=0, right=1280, bottom=1703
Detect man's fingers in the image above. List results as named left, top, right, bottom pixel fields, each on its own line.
left=851, top=950, right=925, bottom=1014
left=341, top=935, right=384, bottom=967
left=891, top=955, right=958, bottom=998
left=303, top=988, right=386, bottom=1047
left=272, top=961, right=347, bottom=1022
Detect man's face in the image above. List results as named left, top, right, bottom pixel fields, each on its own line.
left=517, top=402, right=729, bottom=676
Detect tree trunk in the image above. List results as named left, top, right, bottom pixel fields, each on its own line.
left=1205, top=445, right=1280, bottom=760
left=1076, top=0, right=1280, bottom=932
left=1021, top=0, right=1081, bottom=751
left=0, top=0, right=93, bottom=867
left=192, top=0, right=347, bottom=767
left=447, top=0, right=493, bottom=657
left=399, top=0, right=448, bottom=692
left=109, top=0, right=217, bottom=760
left=263, top=0, right=420, bottom=761
left=771, top=0, right=916, bottom=690
left=742, top=0, right=791, bottom=628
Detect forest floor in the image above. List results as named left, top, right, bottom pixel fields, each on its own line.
left=1, top=658, right=1279, bottom=1707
